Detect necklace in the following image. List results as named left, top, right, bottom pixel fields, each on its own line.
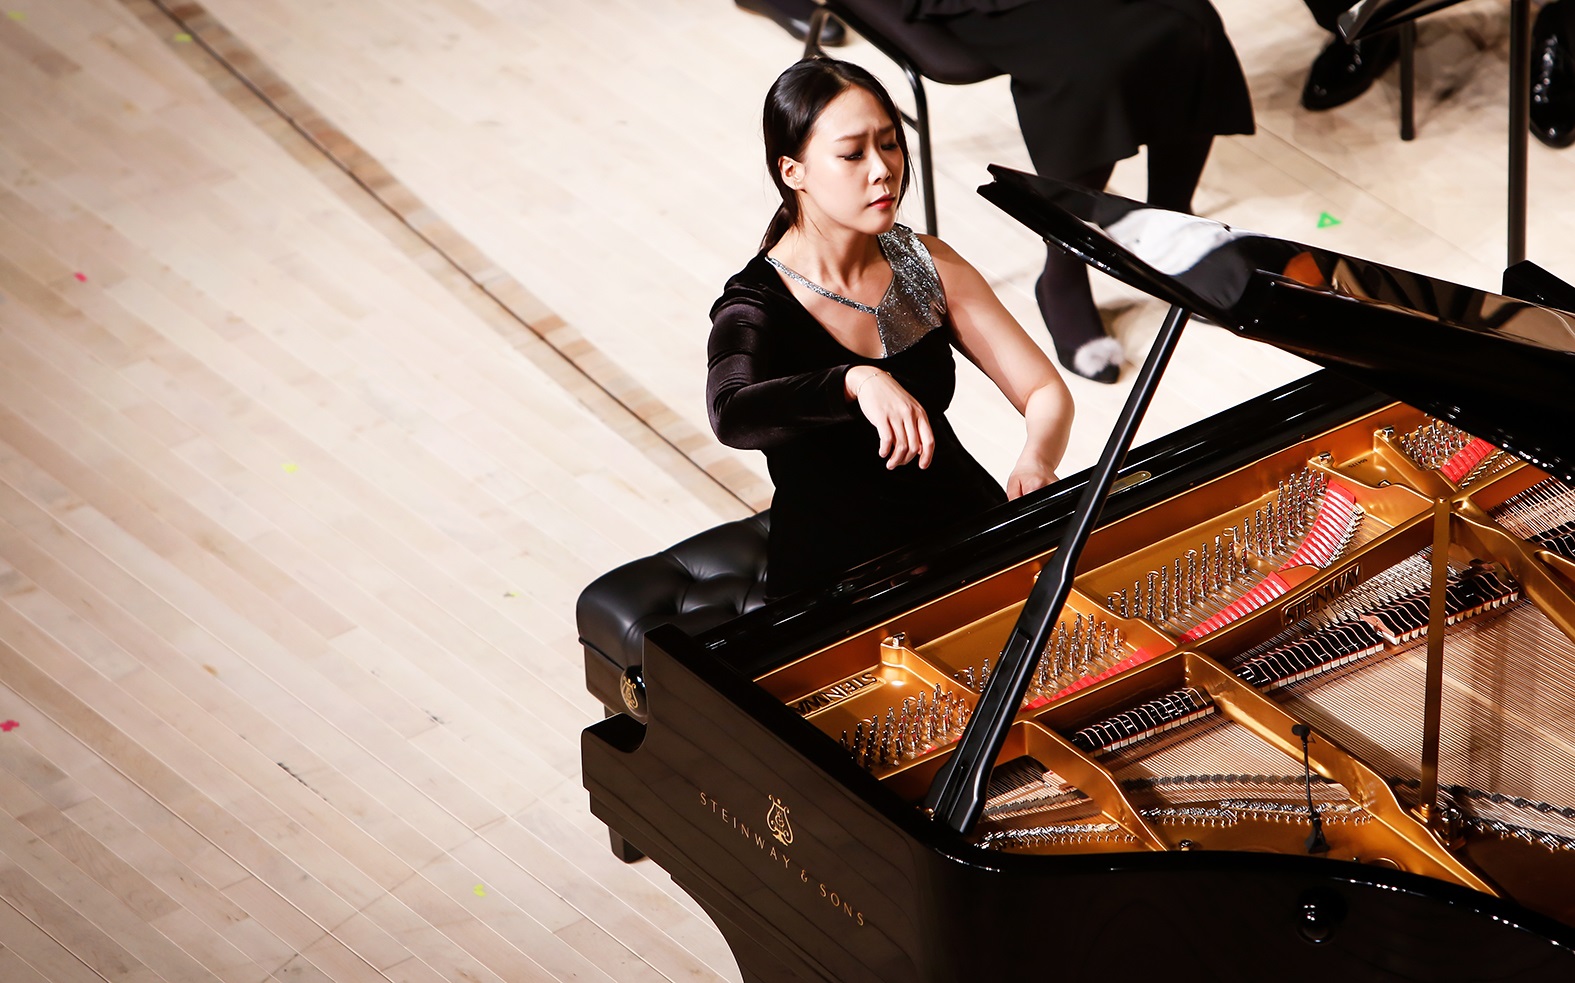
left=764, top=255, right=879, bottom=315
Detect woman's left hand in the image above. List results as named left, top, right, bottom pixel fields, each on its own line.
left=1007, top=459, right=1057, bottom=499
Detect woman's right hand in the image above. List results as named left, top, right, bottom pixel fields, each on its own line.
left=847, top=367, right=934, bottom=470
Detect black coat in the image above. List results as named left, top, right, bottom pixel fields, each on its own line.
left=909, top=0, right=1256, bottom=176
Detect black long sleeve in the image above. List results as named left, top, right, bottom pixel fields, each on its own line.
left=706, top=289, right=859, bottom=451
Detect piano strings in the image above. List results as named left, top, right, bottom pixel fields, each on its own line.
left=977, top=539, right=1535, bottom=850
left=795, top=420, right=1575, bottom=876
left=1491, top=475, right=1575, bottom=558
left=1102, top=467, right=1368, bottom=641
left=1393, top=419, right=1512, bottom=487
left=837, top=683, right=970, bottom=771
left=980, top=555, right=1575, bottom=859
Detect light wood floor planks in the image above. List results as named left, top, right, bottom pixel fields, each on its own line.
left=3, top=0, right=1575, bottom=981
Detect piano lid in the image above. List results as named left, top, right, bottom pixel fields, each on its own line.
left=979, top=165, right=1575, bottom=485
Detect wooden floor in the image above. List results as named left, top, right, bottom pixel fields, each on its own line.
left=1, top=0, right=1573, bottom=980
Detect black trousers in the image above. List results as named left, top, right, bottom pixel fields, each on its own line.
left=1305, top=0, right=1354, bottom=33
left=935, top=0, right=1254, bottom=179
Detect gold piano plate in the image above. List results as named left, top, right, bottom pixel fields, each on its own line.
left=751, top=404, right=1575, bottom=930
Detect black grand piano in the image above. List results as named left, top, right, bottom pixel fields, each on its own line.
left=581, top=167, right=1575, bottom=981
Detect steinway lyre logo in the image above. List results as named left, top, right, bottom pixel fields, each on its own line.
left=766, top=794, right=794, bottom=845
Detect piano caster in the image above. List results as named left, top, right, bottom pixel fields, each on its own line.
left=608, top=828, right=645, bottom=864
left=1296, top=887, right=1347, bottom=944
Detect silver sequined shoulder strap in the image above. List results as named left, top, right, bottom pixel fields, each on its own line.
left=763, top=255, right=878, bottom=315
left=880, top=224, right=944, bottom=308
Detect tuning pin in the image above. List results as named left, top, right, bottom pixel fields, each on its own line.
left=1145, top=572, right=1159, bottom=621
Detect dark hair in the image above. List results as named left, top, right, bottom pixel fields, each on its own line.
left=760, top=58, right=912, bottom=252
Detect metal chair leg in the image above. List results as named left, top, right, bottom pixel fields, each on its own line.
left=1508, top=0, right=1531, bottom=265
left=804, top=7, right=829, bottom=59
left=1399, top=21, right=1416, bottom=141
left=906, top=67, right=938, bottom=237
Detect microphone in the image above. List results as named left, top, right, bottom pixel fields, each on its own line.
left=1293, top=724, right=1331, bottom=854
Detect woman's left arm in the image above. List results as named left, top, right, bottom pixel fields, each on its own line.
left=921, top=234, right=1075, bottom=499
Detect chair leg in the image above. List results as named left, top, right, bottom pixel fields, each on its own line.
left=1399, top=21, right=1417, bottom=141
left=905, top=66, right=938, bottom=237
left=804, top=7, right=828, bottom=59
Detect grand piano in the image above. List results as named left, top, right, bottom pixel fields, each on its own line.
left=581, top=167, right=1575, bottom=981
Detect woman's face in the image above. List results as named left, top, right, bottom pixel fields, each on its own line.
left=781, top=85, right=903, bottom=237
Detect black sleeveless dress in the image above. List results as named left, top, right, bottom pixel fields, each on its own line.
left=706, top=227, right=1007, bottom=598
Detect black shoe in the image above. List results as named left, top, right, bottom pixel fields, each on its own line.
left=1300, top=32, right=1400, bottom=111
left=1532, top=0, right=1575, bottom=149
left=1064, top=338, right=1122, bottom=384
left=734, top=0, right=846, bottom=47
left=1035, top=272, right=1122, bottom=384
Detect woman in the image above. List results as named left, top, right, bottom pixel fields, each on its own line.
left=707, top=58, right=1074, bottom=598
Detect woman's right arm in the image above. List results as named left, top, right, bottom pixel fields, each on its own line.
left=708, top=299, right=934, bottom=468
left=706, top=298, right=859, bottom=450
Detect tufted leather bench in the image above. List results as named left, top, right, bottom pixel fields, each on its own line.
left=577, top=510, right=771, bottom=720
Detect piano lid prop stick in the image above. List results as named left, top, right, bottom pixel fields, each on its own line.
left=923, top=303, right=1192, bottom=834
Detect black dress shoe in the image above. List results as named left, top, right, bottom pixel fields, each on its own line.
left=734, top=0, right=847, bottom=47
left=1531, top=0, right=1575, bottom=149
left=1034, top=272, right=1122, bottom=384
left=1300, top=32, right=1400, bottom=111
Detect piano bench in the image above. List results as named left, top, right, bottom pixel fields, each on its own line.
left=577, top=510, right=771, bottom=719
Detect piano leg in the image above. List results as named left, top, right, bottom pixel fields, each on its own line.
left=600, top=706, right=648, bottom=862
left=607, top=828, right=645, bottom=863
